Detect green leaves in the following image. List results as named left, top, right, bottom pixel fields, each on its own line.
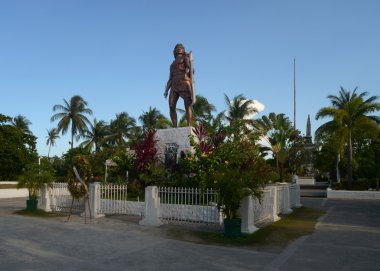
left=17, top=158, right=54, bottom=200
left=315, top=87, right=380, bottom=187
left=51, top=95, right=93, bottom=149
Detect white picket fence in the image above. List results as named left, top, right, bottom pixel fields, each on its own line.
left=41, top=183, right=143, bottom=217
left=96, top=184, right=144, bottom=216
left=275, top=185, right=284, bottom=214
left=158, top=187, right=220, bottom=225
left=289, top=183, right=297, bottom=208
left=253, top=187, right=274, bottom=224
left=40, top=182, right=302, bottom=231
left=49, top=183, right=84, bottom=213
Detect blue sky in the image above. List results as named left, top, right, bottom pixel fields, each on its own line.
left=1, top=0, right=379, bottom=157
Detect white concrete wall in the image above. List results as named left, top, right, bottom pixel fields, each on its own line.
left=0, top=189, right=28, bottom=198
left=296, top=177, right=315, bottom=185
left=155, top=127, right=195, bottom=162
left=327, top=188, right=380, bottom=200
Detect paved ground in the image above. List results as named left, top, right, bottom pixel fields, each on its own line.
left=0, top=197, right=379, bottom=271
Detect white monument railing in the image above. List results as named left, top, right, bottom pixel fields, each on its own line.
left=289, top=183, right=297, bottom=208
left=40, top=182, right=302, bottom=232
left=240, top=183, right=300, bottom=233
left=96, top=183, right=144, bottom=216
left=275, top=185, right=284, bottom=214
left=97, top=184, right=128, bottom=214
left=158, top=187, right=221, bottom=225
left=48, top=183, right=84, bottom=213
left=39, top=182, right=144, bottom=217
left=253, top=187, right=274, bottom=224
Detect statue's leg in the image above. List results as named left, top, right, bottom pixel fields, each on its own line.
left=185, top=104, right=192, bottom=126
left=184, top=88, right=193, bottom=126
left=169, top=91, right=179, bottom=127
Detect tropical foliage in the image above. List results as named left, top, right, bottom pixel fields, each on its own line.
left=139, top=106, right=168, bottom=130
left=46, top=128, right=60, bottom=158
left=253, top=113, right=304, bottom=180
left=51, top=95, right=93, bottom=149
left=183, top=120, right=277, bottom=218
left=0, top=114, right=37, bottom=180
left=315, top=87, right=380, bottom=189
left=79, top=118, right=109, bottom=153
left=17, top=157, right=54, bottom=200
left=224, top=94, right=257, bottom=123
left=108, top=112, right=136, bottom=147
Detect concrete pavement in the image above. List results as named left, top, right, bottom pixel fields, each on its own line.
left=1, top=197, right=379, bottom=270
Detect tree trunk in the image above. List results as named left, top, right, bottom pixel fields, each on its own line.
left=71, top=130, right=74, bottom=149
left=336, top=153, right=341, bottom=182
left=347, top=130, right=353, bottom=190
left=47, top=144, right=51, bottom=158
left=276, top=154, right=279, bottom=171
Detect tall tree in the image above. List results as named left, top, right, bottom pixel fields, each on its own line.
left=253, top=113, right=295, bottom=172
left=224, top=94, right=257, bottom=123
left=316, top=87, right=380, bottom=189
left=0, top=114, right=37, bottom=180
left=46, top=128, right=60, bottom=158
left=108, top=112, right=136, bottom=147
left=51, top=95, right=93, bottom=149
left=178, top=95, right=216, bottom=126
left=11, top=115, right=32, bottom=135
left=79, top=119, right=109, bottom=153
left=139, top=106, right=166, bottom=130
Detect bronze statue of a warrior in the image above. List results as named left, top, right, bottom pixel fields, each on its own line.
left=164, top=43, right=195, bottom=127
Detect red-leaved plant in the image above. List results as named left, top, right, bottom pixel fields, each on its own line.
left=134, top=129, right=158, bottom=171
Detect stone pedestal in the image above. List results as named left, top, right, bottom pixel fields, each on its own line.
left=239, top=195, right=258, bottom=234
left=139, top=186, right=163, bottom=226
left=155, top=127, right=195, bottom=162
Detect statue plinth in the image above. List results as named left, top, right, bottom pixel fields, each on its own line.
left=155, top=127, right=195, bottom=163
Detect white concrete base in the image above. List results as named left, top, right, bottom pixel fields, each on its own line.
left=80, top=212, right=105, bottom=219
left=296, top=177, right=315, bottom=185
left=327, top=188, right=380, bottom=200
left=139, top=212, right=163, bottom=226
left=155, top=127, right=195, bottom=162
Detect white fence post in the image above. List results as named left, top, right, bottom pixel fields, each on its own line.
left=239, top=195, right=258, bottom=234
left=269, top=186, right=280, bottom=222
left=139, top=186, right=163, bottom=226
left=281, top=183, right=293, bottom=214
left=295, top=184, right=302, bottom=208
left=39, top=184, right=52, bottom=212
left=89, top=182, right=105, bottom=218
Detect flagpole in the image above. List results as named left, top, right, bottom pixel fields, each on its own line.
left=293, top=57, right=296, bottom=130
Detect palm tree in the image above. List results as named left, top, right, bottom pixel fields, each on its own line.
left=316, top=87, right=380, bottom=189
left=79, top=119, right=109, bottom=153
left=178, top=95, right=216, bottom=126
left=46, top=128, right=60, bottom=158
left=224, top=94, right=257, bottom=123
left=11, top=115, right=32, bottom=135
left=139, top=107, right=165, bottom=130
left=108, top=112, right=136, bottom=146
left=51, top=95, right=93, bottom=149
left=253, top=113, right=294, bottom=171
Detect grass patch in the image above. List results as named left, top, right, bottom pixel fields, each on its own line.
left=14, top=209, right=66, bottom=218
left=166, top=207, right=325, bottom=252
